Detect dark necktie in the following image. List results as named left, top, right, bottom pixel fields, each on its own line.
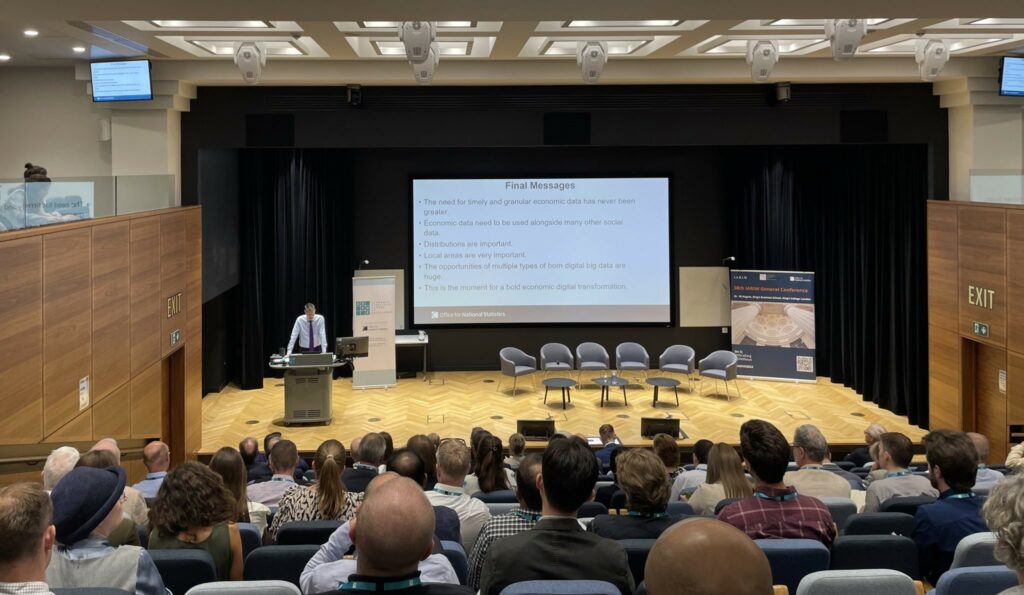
left=308, top=319, right=314, bottom=351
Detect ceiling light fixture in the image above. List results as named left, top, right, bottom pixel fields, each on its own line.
left=0, top=53, right=10, bottom=62
left=72, top=46, right=86, bottom=53
left=24, top=29, right=38, bottom=37
left=566, top=20, right=680, bottom=28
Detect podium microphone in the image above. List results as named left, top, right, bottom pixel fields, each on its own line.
left=357, top=259, right=370, bottom=270
left=722, top=256, right=736, bottom=265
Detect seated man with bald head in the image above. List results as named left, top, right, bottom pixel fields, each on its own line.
left=388, top=448, right=461, bottom=544
left=132, top=441, right=170, bottom=498
left=645, top=518, right=772, bottom=595
left=968, top=432, right=1005, bottom=489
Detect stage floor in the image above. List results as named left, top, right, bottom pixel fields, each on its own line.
left=200, top=372, right=927, bottom=455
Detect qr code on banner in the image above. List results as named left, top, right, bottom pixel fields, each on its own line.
left=796, top=356, right=814, bottom=373
left=355, top=301, right=370, bottom=316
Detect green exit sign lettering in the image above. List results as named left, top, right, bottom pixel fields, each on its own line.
left=973, top=321, right=990, bottom=338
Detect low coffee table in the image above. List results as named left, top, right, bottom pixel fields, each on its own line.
left=543, top=377, right=576, bottom=409
left=594, top=375, right=630, bottom=407
left=647, top=376, right=681, bottom=407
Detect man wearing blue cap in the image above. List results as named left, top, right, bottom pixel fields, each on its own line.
left=45, top=466, right=165, bottom=595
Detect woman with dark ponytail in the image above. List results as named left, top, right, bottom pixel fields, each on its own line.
left=267, top=439, right=362, bottom=541
left=463, top=435, right=516, bottom=495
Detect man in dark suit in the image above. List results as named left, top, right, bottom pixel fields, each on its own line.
left=479, top=437, right=635, bottom=595
left=343, top=433, right=385, bottom=492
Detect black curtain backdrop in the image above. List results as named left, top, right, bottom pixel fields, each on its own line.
left=239, top=150, right=353, bottom=389
left=730, top=145, right=929, bottom=426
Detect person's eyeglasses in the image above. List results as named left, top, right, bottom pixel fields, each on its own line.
left=440, top=438, right=466, bottom=445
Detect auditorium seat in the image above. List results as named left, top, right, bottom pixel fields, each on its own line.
left=950, top=532, right=999, bottom=569
left=498, top=347, right=538, bottom=394
left=236, top=522, right=263, bottom=558
left=665, top=502, right=693, bottom=516
left=657, top=345, right=695, bottom=391
left=578, top=502, right=608, bottom=518
left=829, top=535, right=919, bottom=579
left=819, top=498, right=857, bottom=530
left=136, top=524, right=148, bottom=548
left=486, top=502, right=518, bottom=516
left=755, top=539, right=830, bottom=594
left=303, top=469, right=316, bottom=482
left=472, top=489, right=517, bottom=503
left=440, top=540, right=470, bottom=585
left=576, top=343, right=610, bottom=384
left=974, top=485, right=992, bottom=497
left=879, top=495, right=935, bottom=516
left=609, top=490, right=627, bottom=511
left=275, top=520, right=341, bottom=545
left=52, top=589, right=133, bottom=595
left=714, top=498, right=742, bottom=516
left=698, top=351, right=741, bottom=400
left=618, top=539, right=655, bottom=584
left=834, top=462, right=856, bottom=471
left=841, top=512, right=916, bottom=536
left=243, top=545, right=320, bottom=586
left=185, top=581, right=300, bottom=595
left=540, top=343, right=575, bottom=377
left=500, top=580, right=621, bottom=595
left=932, top=565, right=1018, bottom=595
left=149, top=549, right=218, bottom=595
left=795, top=569, right=918, bottom=595
left=615, top=342, right=650, bottom=380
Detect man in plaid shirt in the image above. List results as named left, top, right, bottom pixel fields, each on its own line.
left=719, top=419, right=836, bottom=547
left=468, top=455, right=543, bottom=590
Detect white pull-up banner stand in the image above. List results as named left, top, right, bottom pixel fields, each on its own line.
left=352, top=276, right=397, bottom=388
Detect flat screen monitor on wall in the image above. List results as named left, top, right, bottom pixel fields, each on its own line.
left=90, top=60, right=153, bottom=102
left=411, top=177, right=672, bottom=325
left=1000, top=56, right=1024, bottom=97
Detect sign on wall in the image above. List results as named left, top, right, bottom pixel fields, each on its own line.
left=730, top=270, right=816, bottom=382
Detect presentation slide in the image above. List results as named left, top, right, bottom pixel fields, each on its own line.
left=91, top=61, right=152, bottom=102
left=412, top=177, right=671, bottom=325
left=1002, top=57, right=1024, bottom=97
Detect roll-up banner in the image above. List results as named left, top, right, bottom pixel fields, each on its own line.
left=352, top=276, right=397, bottom=388
left=730, top=270, right=816, bottom=383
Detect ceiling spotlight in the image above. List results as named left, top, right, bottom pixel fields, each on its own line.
left=577, top=41, right=608, bottom=84
left=72, top=46, right=86, bottom=54
left=746, top=40, right=779, bottom=82
left=0, top=53, right=10, bottom=62
left=24, top=29, right=38, bottom=38
left=233, top=41, right=266, bottom=84
left=412, top=42, right=440, bottom=84
left=398, top=21, right=436, bottom=63
left=824, top=19, right=867, bottom=60
left=915, top=38, right=949, bottom=81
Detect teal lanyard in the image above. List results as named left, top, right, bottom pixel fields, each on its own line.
left=512, top=510, right=541, bottom=522
left=945, top=492, right=976, bottom=500
left=886, top=470, right=912, bottom=478
left=271, top=476, right=293, bottom=483
left=754, top=490, right=799, bottom=502
left=433, top=487, right=461, bottom=497
left=627, top=510, right=669, bottom=519
left=341, top=577, right=421, bottom=591
left=978, top=464, right=988, bottom=470
left=354, top=464, right=378, bottom=471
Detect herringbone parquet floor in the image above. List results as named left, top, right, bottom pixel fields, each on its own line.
left=201, top=372, right=927, bottom=454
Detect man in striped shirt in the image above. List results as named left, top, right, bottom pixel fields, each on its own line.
left=719, top=420, right=836, bottom=547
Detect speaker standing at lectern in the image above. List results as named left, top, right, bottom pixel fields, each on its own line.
left=286, top=303, right=327, bottom=355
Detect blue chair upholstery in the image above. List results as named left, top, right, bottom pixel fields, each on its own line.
left=951, top=532, right=999, bottom=569
left=933, top=565, right=1018, bottom=595
left=755, top=539, right=830, bottom=594
left=618, top=539, right=656, bottom=584
left=185, top=581, right=301, bottom=595
left=473, top=490, right=518, bottom=503
left=440, top=540, right=469, bottom=586
left=303, top=469, right=317, bottom=482
left=540, top=343, right=574, bottom=374
left=658, top=345, right=695, bottom=391
left=829, top=535, right=919, bottom=579
left=698, top=350, right=741, bottom=400
left=576, top=343, right=610, bottom=383
left=819, top=498, right=857, bottom=531
left=237, top=522, right=263, bottom=558
left=433, top=505, right=462, bottom=543
left=879, top=495, right=935, bottom=516
left=841, top=512, right=916, bottom=536
left=499, top=347, right=538, bottom=394
left=486, top=502, right=519, bottom=516
left=615, top=342, right=650, bottom=378
left=610, top=490, right=627, bottom=511
left=243, top=545, right=320, bottom=587
left=500, top=581, right=621, bottom=595
left=795, top=569, right=918, bottom=595
left=665, top=502, right=693, bottom=516
left=275, top=520, right=342, bottom=546
left=578, top=502, right=608, bottom=518
left=149, top=549, right=218, bottom=595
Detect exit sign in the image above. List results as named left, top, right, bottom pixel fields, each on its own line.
left=973, top=321, right=990, bottom=338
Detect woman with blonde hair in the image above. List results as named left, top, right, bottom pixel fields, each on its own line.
left=687, top=443, right=753, bottom=516
left=268, top=439, right=362, bottom=541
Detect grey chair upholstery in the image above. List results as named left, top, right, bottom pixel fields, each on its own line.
left=185, top=581, right=301, bottom=595
left=501, top=581, right=621, bottom=595
left=52, top=590, right=133, bottom=595
left=878, top=495, right=935, bottom=516
left=498, top=347, right=538, bottom=394
left=795, top=569, right=918, bottom=595
left=540, top=343, right=574, bottom=377
left=486, top=502, right=519, bottom=516
left=841, top=512, right=916, bottom=536
left=819, top=498, right=858, bottom=530
left=615, top=342, right=650, bottom=380
left=472, top=489, right=517, bottom=503
left=951, top=532, right=999, bottom=569
left=698, top=350, right=741, bottom=400
left=658, top=345, right=696, bottom=391
left=576, top=342, right=610, bottom=384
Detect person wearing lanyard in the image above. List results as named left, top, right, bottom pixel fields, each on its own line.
left=343, top=433, right=386, bottom=493
left=863, top=432, right=938, bottom=513
left=590, top=449, right=687, bottom=540
left=912, top=429, right=987, bottom=585
left=783, top=425, right=852, bottom=499
left=287, top=303, right=327, bottom=355
left=422, top=441, right=491, bottom=552
left=246, top=440, right=299, bottom=507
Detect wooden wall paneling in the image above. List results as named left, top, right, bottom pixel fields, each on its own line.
left=929, top=324, right=962, bottom=430
left=1009, top=352, right=1024, bottom=426
left=130, top=360, right=163, bottom=439
left=91, top=222, right=131, bottom=402
left=184, top=337, right=202, bottom=459
left=1008, top=212, right=1024, bottom=354
left=131, top=217, right=162, bottom=375
left=0, top=237, right=43, bottom=445
left=161, top=211, right=187, bottom=358
left=42, top=229, right=92, bottom=436
left=958, top=206, right=1007, bottom=347
left=125, top=459, right=147, bottom=485
left=975, top=343, right=1009, bottom=463
left=928, top=202, right=959, bottom=331
left=92, top=382, right=131, bottom=440
left=44, top=409, right=94, bottom=444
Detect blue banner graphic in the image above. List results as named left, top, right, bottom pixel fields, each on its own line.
left=730, top=270, right=816, bottom=382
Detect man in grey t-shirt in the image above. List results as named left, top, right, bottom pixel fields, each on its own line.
left=864, top=432, right=938, bottom=512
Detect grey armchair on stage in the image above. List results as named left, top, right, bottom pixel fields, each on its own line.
left=658, top=345, right=696, bottom=391
left=615, top=342, right=650, bottom=383
left=540, top=343, right=574, bottom=379
left=575, top=342, right=610, bottom=385
left=498, top=347, right=538, bottom=394
left=698, top=350, right=742, bottom=400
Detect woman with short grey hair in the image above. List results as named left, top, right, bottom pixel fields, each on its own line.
left=982, top=474, right=1024, bottom=594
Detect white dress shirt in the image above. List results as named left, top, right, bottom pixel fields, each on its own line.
left=670, top=465, right=708, bottom=501
left=424, top=482, right=492, bottom=552
left=288, top=314, right=327, bottom=354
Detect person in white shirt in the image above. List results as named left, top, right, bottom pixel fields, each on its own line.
left=131, top=442, right=169, bottom=499
left=783, top=425, right=852, bottom=498
left=424, top=440, right=491, bottom=552
left=247, top=440, right=300, bottom=507
left=969, top=432, right=1005, bottom=489
left=287, top=303, right=327, bottom=355
left=670, top=439, right=713, bottom=501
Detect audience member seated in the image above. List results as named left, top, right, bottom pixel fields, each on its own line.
left=653, top=434, right=684, bottom=481
left=862, top=442, right=888, bottom=486
left=591, top=449, right=687, bottom=539
left=464, top=435, right=515, bottom=495
left=913, top=428, right=987, bottom=585
left=248, top=439, right=302, bottom=507
left=131, top=441, right=169, bottom=499
left=595, top=424, right=621, bottom=470
left=981, top=474, right=1024, bottom=595
left=408, top=435, right=439, bottom=489
left=595, top=447, right=626, bottom=508
left=863, top=432, right=938, bottom=513
left=645, top=518, right=773, bottom=595
left=41, top=446, right=79, bottom=492
left=1006, top=440, right=1024, bottom=472
left=504, top=433, right=526, bottom=470
left=969, top=432, right=1006, bottom=489
left=424, top=440, right=491, bottom=552
left=343, top=433, right=385, bottom=493
left=46, top=466, right=166, bottom=595
left=429, top=433, right=441, bottom=451
left=468, top=454, right=543, bottom=590
left=719, top=420, right=836, bottom=547
left=470, top=428, right=491, bottom=464
left=669, top=439, right=713, bottom=501
left=845, top=423, right=886, bottom=468
left=380, top=431, right=395, bottom=465
left=259, top=432, right=311, bottom=481
left=148, top=461, right=243, bottom=580
left=687, top=443, right=753, bottom=517
left=269, top=439, right=363, bottom=542
left=210, top=446, right=271, bottom=536
left=241, top=436, right=272, bottom=484
left=783, top=424, right=853, bottom=498
left=75, top=449, right=145, bottom=546
left=0, top=483, right=57, bottom=595
left=387, top=448, right=461, bottom=544
left=87, top=440, right=149, bottom=526
left=821, top=450, right=865, bottom=491
left=479, top=437, right=635, bottom=595
left=307, top=476, right=472, bottom=595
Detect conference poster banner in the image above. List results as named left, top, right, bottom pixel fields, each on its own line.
left=730, top=270, right=816, bottom=383
left=352, top=276, right=397, bottom=389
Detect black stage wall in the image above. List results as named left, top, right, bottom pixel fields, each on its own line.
left=183, top=84, right=947, bottom=426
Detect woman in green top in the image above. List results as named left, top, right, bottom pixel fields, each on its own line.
left=148, top=462, right=244, bottom=580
